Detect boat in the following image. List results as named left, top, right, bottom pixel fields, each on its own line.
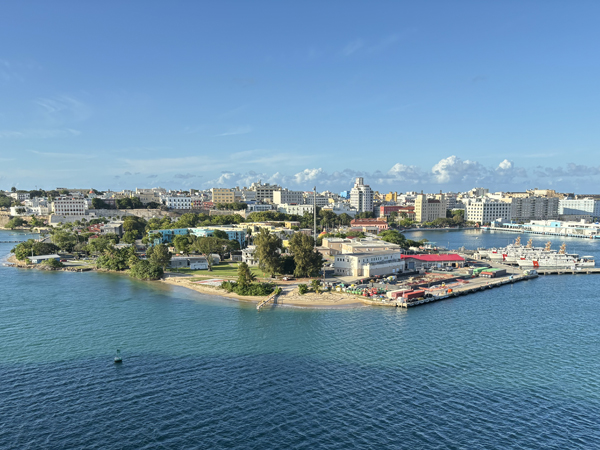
left=114, top=349, right=122, bottom=363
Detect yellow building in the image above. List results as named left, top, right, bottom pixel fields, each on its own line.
left=415, top=193, right=448, bottom=223
left=384, top=192, right=398, bottom=202
left=211, top=188, right=235, bottom=204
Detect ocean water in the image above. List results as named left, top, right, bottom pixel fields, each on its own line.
left=1, top=229, right=600, bottom=449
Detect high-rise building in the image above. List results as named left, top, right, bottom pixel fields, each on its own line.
left=414, top=193, right=448, bottom=223
left=349, top=178, right=373, bottom=213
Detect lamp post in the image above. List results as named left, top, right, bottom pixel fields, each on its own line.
left=313, top=186, right=317, bottom=248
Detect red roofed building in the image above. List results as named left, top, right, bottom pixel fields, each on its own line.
left=350, top=218, right=389, bottom=232
left=401, top=254, right=465, bottom=271
left=377, top=205, right=415, bottom=219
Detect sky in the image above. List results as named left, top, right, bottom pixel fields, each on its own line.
left=1, top=1, right=600, bottom=194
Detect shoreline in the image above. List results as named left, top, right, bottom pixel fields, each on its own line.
left=161, top=277, right=366, bottom=309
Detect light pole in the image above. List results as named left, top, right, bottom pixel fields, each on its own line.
left=313, top=186, right=317, bottom=248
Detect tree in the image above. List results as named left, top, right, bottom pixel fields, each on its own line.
left=298, top=284, right=308, bottom=295
left=97, top=246, right=136, bottom=271
left=0, top=194, right=11, bottom=208
left=51, top=230, right=78, bottom=251
left=237, top=262, right=256, bottom=287
left=11, top=240, right=59, bottom=260
left=310, top=279, right=321, bottom=293
left=5, top=217, right=25, bottom=229
left=192, top=237, right=228, bottom=269
left=253, top=229, right=282, bottom=276
left=42, top=258, right=64, bottom=269
left=288, top=233, right=324, bottom=278
left=122, top=230, right=138, bottom=244
left=122, top=216, right=147, bottom=236
left=148, top=243, right=172, bottom=271
left=11, top=187, right=16, bottom=192
left=129, top=260, right=163, bottom=280
left=338, top=213, right=353, bottom=226
left=279, top=254, right=296, bottom=275
left=212, top=230, right=229, bottom=240
left=173, top=233, right=196, bottom=254
left=87, top=235, right=119, bottom=253
left=355, top=211, right=374, bottom=219
left=378, top=230, right=407, bottom=245
left=92, top=198, right=112, bottom=209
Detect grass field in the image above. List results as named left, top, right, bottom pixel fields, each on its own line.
left=170, top=262, right=265, bottom=279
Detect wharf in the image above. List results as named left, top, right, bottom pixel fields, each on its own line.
left=394, top=273, right=538, bottom=308
left=537, top=268, right=600, bottom=275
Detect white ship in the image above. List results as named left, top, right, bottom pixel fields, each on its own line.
left=516, top=243, right=595, bottom=269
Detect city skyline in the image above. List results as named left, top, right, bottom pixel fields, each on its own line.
left=2, top=2, right=600, bottom=192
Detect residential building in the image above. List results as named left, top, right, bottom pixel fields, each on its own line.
left=168, top=256, right=208, bottom=270
left=52, top=196, right=87, bottom=215
left=211, top=188, right=235, bottom=204
left=559, top=198, right=600, bottom=218
left=321, top=203, right=358, bottom=217
left=246, top=203, right=274, bottom=212
left=464, top=198, right=512, bottom=223
left=349, top=177, right=374, bottom=213
left=273, top=189, right=304, bottom=205
left=414, top=193, right=448, bottom=223
left=9, top=192, right=30, bottom=201
left=469, top=187, right=490, bottom=197
left=508, top=196, right=559, bottom=221
left=164, top=196, right=192, bottom=210
left=189, top=227, right=247, bottom=246
left=101, top=222, right=124, bottom=237
left=277, top=204, right=314, bottom=215
left=384, top=192, right=398, bottom=202
left=333, top=250, right=405, bottom=278
left=350, top=218, right=389, bottom=232
left=242, top=245, right=258, bottom=266
left=249, top=181, right=281, bottom=202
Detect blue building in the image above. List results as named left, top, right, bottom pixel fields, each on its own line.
left=189, top=228, right=246, bottom=247
left=149, top=227, right=246, bottom=247
left=339, top=190, right=350, bottom=199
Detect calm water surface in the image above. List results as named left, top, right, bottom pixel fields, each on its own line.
left=1, top=229, right=600, bottom=449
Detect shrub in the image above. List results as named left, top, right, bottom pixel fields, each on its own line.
left=221, top=280, right=275, bottom=296
left=129, top=260, right=163, bottom=280
left=41, top=258, right=63, bottom=269
left=298, top=284, right=308, bottom=295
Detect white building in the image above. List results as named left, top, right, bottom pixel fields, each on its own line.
left=246, top=203, right=274, bottom=212
left=9, top=192, right=30, bottom=201
left=273, top=189, right=304, bottom=205
left=242, top=245, right=258, bottom=266
left=559, top=198, right=600, bottom=218
left=321, top=203, right=358, bottom=217
left=333, top=250, right=405, bottom=278
left=304, top=193, right=330, bottom=207
left=464, top=198, right=512, bottom=223
left=164, top=196, right=192, bottom=210
left=52, top=196, right=87, bottom=215
left=349, top=178, right=373, bottom=213
left=249, top=181, right=281, bottom=202
left=277, top=204, right=314, bottom=215
left=414, top=193, right=448, bottom=223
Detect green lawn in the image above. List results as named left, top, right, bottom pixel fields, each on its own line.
left=171, top=262, right=264, bottom=279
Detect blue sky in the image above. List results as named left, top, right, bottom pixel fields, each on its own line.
left=1, top=1, right=600, bottom=193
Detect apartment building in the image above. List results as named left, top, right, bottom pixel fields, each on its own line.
left=273, top=189, right=304, bottom=205
left=414, top=193, right=448, bottom=223
left=52, top=196, right=87, bottom=215
left=509, top=196, right=559, bottom=220
left=464, top=198, right=512, bottom=223
left=350, top=177, right=374, bottom=213
left=249, top=181, right=281, bottom=202
left=211, top=188, right=235, bottom=204
left=164, top=196, right=192, bottom=209
left=277, top=203, right=314, bottom=215
left=559, top=198, right=600, bottom=218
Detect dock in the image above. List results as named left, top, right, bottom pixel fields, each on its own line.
left=394, top=273, right=538, bottom=308
left=256, top=290, right=281, bottom=310
left=537, top=268, right=600, bottom=275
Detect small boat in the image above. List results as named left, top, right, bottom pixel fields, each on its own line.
left=114, top=349, right=123, bottom=363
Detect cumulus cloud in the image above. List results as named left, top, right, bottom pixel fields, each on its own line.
left=431, top=156, right=487, bottom=183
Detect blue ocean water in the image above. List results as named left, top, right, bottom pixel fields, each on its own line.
left=1, top=229, right=600, bottom=449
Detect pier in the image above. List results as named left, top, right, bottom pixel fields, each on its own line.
left=256, top=290, right=281, bottom=310
left=394, top=273, right=538, bottom=308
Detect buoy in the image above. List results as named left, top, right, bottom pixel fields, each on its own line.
left=114, top=349, right=123, bottom=363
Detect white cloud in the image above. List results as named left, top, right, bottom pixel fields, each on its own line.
left=342, top=39, right=365, bottom=56
left=431, top=155, right=487, bottom=183
left=216, top=125, right=253, bottom=136
left=0, top=129, right=81, bottom=139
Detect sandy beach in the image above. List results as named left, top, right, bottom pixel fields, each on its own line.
left=161, top=277, right=366, bottom=308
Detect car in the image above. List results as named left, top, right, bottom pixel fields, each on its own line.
left=60, top=259, right=67, bottom=262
